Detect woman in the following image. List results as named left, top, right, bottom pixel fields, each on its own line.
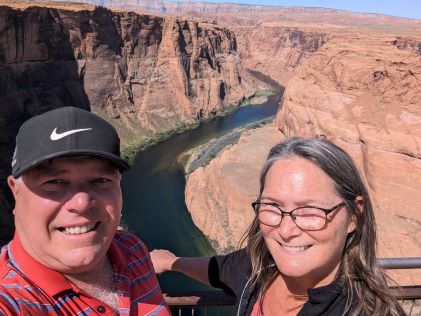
left=152, top=137, right=405, bottom=316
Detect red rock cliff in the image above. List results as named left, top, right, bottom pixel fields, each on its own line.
left=0, top=3, right=260, bottom=243
left=234, top=25, right=328, bottom=85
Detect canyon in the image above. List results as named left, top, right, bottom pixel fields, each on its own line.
left=0, top=0, right=262, bottom=242
left=1, top=0, right=420, bottom=286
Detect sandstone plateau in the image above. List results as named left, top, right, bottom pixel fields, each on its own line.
left=0, top=0, right=262, bottom=243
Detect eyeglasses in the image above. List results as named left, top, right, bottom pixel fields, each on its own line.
left=252, top=201, right=346, bottom=231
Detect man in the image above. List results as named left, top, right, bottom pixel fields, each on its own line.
left=0, top=107, right=171, bottom=315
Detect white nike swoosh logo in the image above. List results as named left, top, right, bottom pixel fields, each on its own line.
left=50, top=127, right=92, bottom=140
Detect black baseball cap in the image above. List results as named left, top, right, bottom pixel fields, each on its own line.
left=12, top=106, right=129, bottom=178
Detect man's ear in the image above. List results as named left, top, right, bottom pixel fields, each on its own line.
left=347, top=196, right=363, bottom=234
left=7, top=176, right=20, bottom=216
left=7, top=176, right=19, bottom=198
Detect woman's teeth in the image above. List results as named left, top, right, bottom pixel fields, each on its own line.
left=282, top=244, right=311, bottom=252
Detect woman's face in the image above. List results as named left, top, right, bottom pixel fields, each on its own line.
left=259, top=157, right=356, bottom=288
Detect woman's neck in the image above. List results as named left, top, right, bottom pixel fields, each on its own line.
left=282, top=262, right=340, bottom=294
left=261, top=276, right=308, bottom=316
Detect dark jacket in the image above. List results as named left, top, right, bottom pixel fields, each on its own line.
left=208, top=248, right=352, bottom=316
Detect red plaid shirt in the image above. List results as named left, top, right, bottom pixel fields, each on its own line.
left=0, top=231, right=170, bottom=315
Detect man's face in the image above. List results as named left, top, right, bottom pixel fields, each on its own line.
left=8, top=156, right=122, bottom=275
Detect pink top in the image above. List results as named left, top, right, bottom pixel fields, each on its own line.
left=251, top=299, right=263, bottom=315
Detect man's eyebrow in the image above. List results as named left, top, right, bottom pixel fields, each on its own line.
left=27, top=159, right=120, bottom=178
left=29, top=165, right=66, bottom=178
left=94, top=164, right=120, bottom=175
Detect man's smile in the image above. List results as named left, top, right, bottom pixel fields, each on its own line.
left=58, top=222, right=99, bottom=235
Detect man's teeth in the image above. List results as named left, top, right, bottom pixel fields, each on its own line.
left=62, top=224, right=95, bottom=235
left=282, top=245, right=311, bottom=252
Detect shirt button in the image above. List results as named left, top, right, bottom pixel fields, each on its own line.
left=97, top=306, right=106, bottom=313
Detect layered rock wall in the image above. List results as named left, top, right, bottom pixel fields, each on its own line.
left=0, top=4, right=258, bottom=138
left=0, top=3, right=259, bottom=243
left=234, top=26, right=328, bottom=85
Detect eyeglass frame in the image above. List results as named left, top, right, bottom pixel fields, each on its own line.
left=251, top=201, right=347, bottom=231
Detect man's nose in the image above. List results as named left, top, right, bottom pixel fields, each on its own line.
left=65, top=190, right=95, bottom=213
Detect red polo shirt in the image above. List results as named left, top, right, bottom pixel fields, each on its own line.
left=0, top=231, right=171, bottom=315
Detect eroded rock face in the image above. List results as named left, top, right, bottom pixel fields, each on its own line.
left=392, top=37, right=421, bottom=56
left=0, top=5, right=91, bottom=243
left=0, top=4, right=259, bottom=243
left=234, top=26, right=328, bottom=85
left=0, top=4, right=258, bottom=138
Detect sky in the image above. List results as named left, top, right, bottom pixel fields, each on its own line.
left=191, top=0, right=421, bottom=20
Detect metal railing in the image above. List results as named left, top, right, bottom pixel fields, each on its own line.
left=165, top=257, right=421, bottom=314
left=378, top=257, right=421, bottom=270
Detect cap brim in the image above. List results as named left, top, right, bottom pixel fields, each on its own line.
left=12, top=150, right=130, bottom=178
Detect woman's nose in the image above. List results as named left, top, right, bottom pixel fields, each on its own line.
left=277, top=213, right=302, bottom=239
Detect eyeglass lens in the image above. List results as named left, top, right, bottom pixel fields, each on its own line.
left=257, top=204, right=327, bottom=230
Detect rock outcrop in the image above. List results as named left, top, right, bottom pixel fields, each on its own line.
left=0, top=2, right=260, bottom=243
left=234, top=26, right=328, bottom=85
left=392, top=37, right=421, bottom=56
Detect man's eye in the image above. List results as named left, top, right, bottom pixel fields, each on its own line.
left=93, top=178, right=111, bottom=184
left=41, top=179, right=67, bottom=192
left=45, top=179, right=65, bottom=185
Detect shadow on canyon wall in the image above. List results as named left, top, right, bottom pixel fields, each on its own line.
left=0, top=5, right=91, bottom=243
left=247, top=69, right=283, bottom=92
